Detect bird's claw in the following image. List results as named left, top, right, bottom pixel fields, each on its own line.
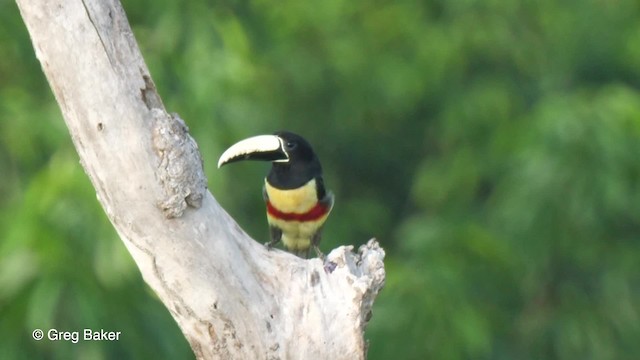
left=313, top=245, right=325, bottom=261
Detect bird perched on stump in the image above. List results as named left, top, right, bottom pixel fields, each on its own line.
left=218, top=131, right=334, bottom=258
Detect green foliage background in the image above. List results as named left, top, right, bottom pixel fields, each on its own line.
left=2, top=0, right=640, bottom=358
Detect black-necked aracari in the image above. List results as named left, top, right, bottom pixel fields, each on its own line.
left=217, top=131, right=334, bottom=258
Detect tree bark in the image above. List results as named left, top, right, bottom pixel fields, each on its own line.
left=15, top=1, right=386, bottom=359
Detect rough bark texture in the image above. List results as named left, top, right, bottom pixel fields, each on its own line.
left=16, top=1, right=386, bottom=359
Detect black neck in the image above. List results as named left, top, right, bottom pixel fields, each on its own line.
left=267, top=160, right=322, bottom=190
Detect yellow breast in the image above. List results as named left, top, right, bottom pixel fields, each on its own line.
left=264, top=178, right=318, bottom=213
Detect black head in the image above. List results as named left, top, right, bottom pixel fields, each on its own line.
left=272, top=131, right=316, bottom=163
left=218, top=131, right=324, bottom=189
left=268, top=131, right=323, bottom=189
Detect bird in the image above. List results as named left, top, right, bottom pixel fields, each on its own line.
left=218, top=131, right=334, bottom=258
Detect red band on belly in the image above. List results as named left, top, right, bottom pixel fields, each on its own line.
left=267, top=201, right=330, bottom=222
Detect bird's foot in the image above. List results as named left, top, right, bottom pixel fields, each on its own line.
left=313, top=245, right=325, bottom=260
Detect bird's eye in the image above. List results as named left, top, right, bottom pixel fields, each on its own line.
left=285, top=141, right=297, bottom=150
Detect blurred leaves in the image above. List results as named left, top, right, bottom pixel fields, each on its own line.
left=2, top=0, right=640, bottom=359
